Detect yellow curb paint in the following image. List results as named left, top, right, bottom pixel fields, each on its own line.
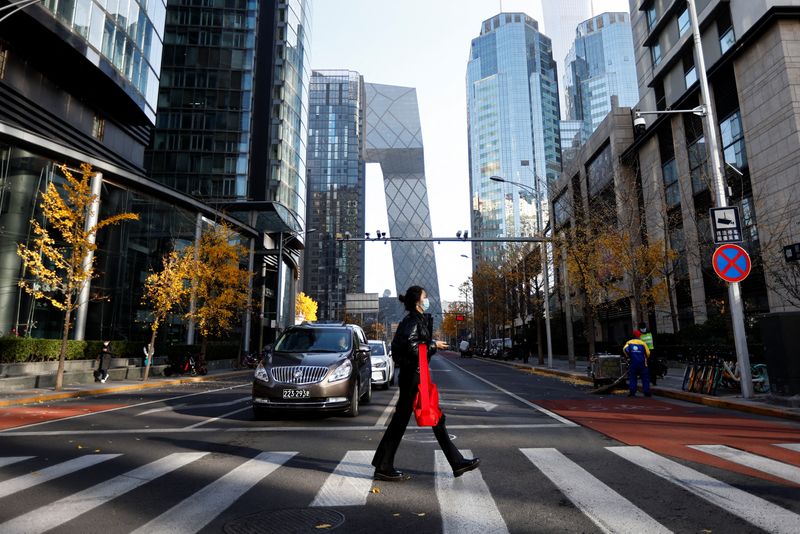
left=0, top=370, right=252, bottom=408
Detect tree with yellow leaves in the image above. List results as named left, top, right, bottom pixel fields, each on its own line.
left=295, top=291, right=318, bottom=323
left=141, top=248, right=193, bottom=381
left=183, top=223, right=252, bottom=368
left=16, top=163, right=138, bottom=390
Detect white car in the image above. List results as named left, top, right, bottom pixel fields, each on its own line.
left=368, top=340, right=394, bottom=389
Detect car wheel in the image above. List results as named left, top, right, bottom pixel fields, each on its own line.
left=361, top=378, right=372, bottom=404
left=345, top=381, right=360, bottom=417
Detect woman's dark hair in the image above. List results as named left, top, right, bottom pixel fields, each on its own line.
left=398, top=285, right=425, bottom=312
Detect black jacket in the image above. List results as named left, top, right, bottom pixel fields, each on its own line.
left=391, top=311, right=436, bottom=369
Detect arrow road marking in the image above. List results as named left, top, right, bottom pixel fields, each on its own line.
left=439, top=399, right=498, bottom=412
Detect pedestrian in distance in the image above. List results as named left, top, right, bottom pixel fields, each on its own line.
left=623, top=330, right=651, bottom=397
left=94, top=341, right=112, bottom=383
left=372, top=285, right=480, bottom=482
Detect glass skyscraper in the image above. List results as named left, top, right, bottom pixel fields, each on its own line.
left=304, top=70, right=366, bottom=321
left=563, top=12, right=638, bottom=140
left=466, top=12, right=561, bottom=264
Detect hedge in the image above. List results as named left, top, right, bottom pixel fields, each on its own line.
left=0, top=338, right=87, bottom=363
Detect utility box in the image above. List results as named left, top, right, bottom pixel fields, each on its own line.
left=759, top=312, right=800, bottom=396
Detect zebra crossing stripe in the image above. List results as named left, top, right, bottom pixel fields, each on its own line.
left=689, top=445, right=800, bottom=485
left=131, top=451, right=297, bottom=534
left=0, top=457, right=33, bottom=468
left=0, top=454, right=120, bottom=499
left=521, top=448, right=671, bottom=534
left=0, top=452, right=208, bottom=534
left=775, top=443, right=800, bottom=453
left=435, top=449, right=509, bottom=534
left=608, top=446, right=800, bottom=534
left=310, top=450, right=375, bottom=507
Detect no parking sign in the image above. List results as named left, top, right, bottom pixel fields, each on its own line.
left=712, top=244, right=751, bottom=283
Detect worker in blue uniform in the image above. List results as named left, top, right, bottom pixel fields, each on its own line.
left=623, top=331, right=651, bottom=397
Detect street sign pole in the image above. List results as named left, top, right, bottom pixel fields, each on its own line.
left=689, top=0, right=753, bottom=397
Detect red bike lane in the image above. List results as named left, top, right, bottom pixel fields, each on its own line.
left=0, top=403, right=128, bottom=431
left=536, top=397, right=800, bottom=486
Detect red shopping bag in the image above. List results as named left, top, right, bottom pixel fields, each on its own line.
left=414, top=343, right=442, bottom=427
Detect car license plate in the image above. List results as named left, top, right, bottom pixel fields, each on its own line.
left=282, top=389, right=310, bottom=399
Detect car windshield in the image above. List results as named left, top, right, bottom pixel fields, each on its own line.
left=274, top=328, right=351, bottom=353
left=369, top=343, right=385, bottom=356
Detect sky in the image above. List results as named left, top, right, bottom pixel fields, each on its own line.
left=310, top=0, right=630, bottom=305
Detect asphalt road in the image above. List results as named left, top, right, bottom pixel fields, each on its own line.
left=1, top=352, right=799, bottom=533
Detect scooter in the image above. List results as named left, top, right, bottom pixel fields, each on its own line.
left=163, top=353, right=207, bottom=376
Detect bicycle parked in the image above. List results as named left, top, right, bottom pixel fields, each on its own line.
left=163, top=352, right=207, bottom=377
left=681, top=355, right=768, bottom=395
left=720, top=359, right=770, bottom=393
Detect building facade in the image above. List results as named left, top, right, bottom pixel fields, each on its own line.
left=304, top=70, right=366, bottom=321
left=0, top=0, right=259, bottom=344
left=542, top=0, right=594, bottom=119
left=466, top=12, right=561, bottom=264
left=146, top=0, right=313, bottom=344
left=563, top=12, right=639, bottom=140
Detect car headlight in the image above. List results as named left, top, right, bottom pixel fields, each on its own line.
left=372, top=360, right=387, bottom=369
left=328, top=359, right=352, bottom=382
left=254, top=363, right=269, bottom=381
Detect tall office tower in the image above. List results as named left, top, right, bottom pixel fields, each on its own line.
left=147, top=0, right=313, bottom=342
left=563, top=12, right=638, bottom=139
left=364, top=82, right=443, bottom=328
left=466, top=13, right=561, bottom=264
left=541, top=0, right=594, bottom=119
left=304, top=71, right=366, bottom=321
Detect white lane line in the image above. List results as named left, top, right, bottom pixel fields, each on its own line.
left=0, top=422, right=571, bottom=437
left=184, top=406, right=252, bottom=429
left=375, top=389, right=400, bottom=427
left=131, top=451, right=296, bottom=534
left=439, top=358, right=578, bottom=426
left=521, top=448, right=671, bottom=534
left=689, top=445, right=800, bottom=485
left=608, top=446, right=800, bottom=534
left=310, top=450, right=375, bottom=507
left=0, top=383, right=250, bottom=433
left=435, top=449, right=508, bottom=534
left=0, top=454, right=120, bottom=499
left=0, top=452, right=207, bottom=534
left=137, top=396, right=251, bottom=416
left=0, top=457, right=33, bottom=468
left=775, top=443, right=800, bottom=453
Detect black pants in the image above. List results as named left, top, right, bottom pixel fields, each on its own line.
left=372, top=366, right=464, bottom=471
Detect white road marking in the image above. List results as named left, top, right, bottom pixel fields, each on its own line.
left=439, top=358, right=578, bottom=426
left=184, top=406, right=252, bottom=429
left=439, top=399, right=498, bottom=412
left=136, top=396, right=250, bottom=416
left=608, top=446, right=800, bottom=534
left=0, top=457, right=33, bottom=468
left=775, top=443, right=800, bottom=453
left=0, top=422, right=572, bottom=437
left=0, top=452, right=207, bottom=534
left=521, top=448, right=671, bottom=534
left=310, top=450, right=375, bottom=507
left=131, top=451, right=297, bottom=534
left=0, top=383, right=250, bottom=433
left=689, top=444, right=800, bottom=485
left=0, top=454, right=120, bottom=499
left=435, top=449, right=508, bottom=534
left=374, top=389, right=400, bottom=427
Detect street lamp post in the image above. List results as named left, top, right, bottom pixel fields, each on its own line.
left=490, top=174, right=553, bottom=368
left=633, top=0, right=753, bottom=397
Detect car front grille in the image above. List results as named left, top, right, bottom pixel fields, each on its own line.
left=271, top=365, right=329, bottom=385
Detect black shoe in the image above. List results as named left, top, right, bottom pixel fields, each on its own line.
left=374, top=468, right=406, bottom=482
left=452, top=458, right=480, bottom=478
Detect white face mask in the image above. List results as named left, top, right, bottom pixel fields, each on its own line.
left=421, top=297, right=430, bottom=311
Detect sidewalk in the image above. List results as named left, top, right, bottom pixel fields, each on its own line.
left=0, top=367, right=253, bottom=408
left=475, top=355, right=800, bottom=423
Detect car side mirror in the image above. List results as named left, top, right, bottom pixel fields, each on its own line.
left=359, top=344, right=371, bottom=353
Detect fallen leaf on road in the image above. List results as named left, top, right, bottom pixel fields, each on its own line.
left=392, top=513, right=400, bottom=517
left=94, top=449, right=101, bottom=453
left=415, top=512, right=426, bottom=517
left=314, top=524, right=332, bottom=529
left=370, top=487, right=381, bottom=494
left=77, top=445, right=83, bottom=449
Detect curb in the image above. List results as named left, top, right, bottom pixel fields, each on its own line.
left=0, top=369, right=253, bottom=408
left=475, top=356, right=800, bottom=423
